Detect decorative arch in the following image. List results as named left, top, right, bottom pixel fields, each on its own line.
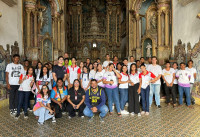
left=131, top=0, right=143, bottom=13
left=141, top=33, right=157, bottom=57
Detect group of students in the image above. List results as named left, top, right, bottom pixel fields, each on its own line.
left=5, top=53, right=196, bottom=125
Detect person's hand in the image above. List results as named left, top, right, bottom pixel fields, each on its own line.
left=58, top=102, right=62, bottom=109
left=131, top=82, right=134, bottom=86
left=137, top=88, right=141, bottom=94
left=45, top=82, right=49, bottom=85
left=110, top=81, right=114, bottom=85
left=84, top=88, right=87, bottom=91
left=68, top=83, right=72, bottom=89
left=170, top=83, right=173, bottom=87
left=23, top=76, right=27, bottom=81
left=92, top=107, right=97, bottom=112
left=7, top=84, right=11, bottom=90
left=76, top=104, right=80, bottom=109
left=72, top=104, right=76, bottom=109
left=166, top=82, right=170, bottom=87
left=127, top=80, right=131, bottom=83
left=49, top=109, right=54, bottom=115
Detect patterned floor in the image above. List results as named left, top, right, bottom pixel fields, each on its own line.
left=0, top=102, right=200, bottom=137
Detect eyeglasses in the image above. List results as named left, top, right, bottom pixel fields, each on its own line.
left=43, top=87, right=48, bottom=90
left=74, top=82, right=79, bottom=84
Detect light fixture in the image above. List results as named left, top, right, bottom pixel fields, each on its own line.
left=93, top=42, right=97, bottom=48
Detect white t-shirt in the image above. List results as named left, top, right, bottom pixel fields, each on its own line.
left=5, top=63, right=24, bottom=85
left=36, top=74, right=51, bottom=93
left=147, top=64, right=162, bottom=84
left=128, top=62, right=136, bottom=74
left=176, top=69, right=191, bottom=87
left=103, top=61, right=113, bottom=68
left=18, top=74, right=34, bottom=91
left=186, top=67, right=197, bottom=83
left=90, top=69, right=96, bottom=79
left=103, top=71, right=118, bottom=89
left=80, top=73, right=92, bottom=89
left=67, top=66, right=81, bottom=84
left=48, top=71, right=53, bottom=90
left=129, top=72, right=140, bottom=86
left=173, top=69, right=178, bottom=84
left=35, top=69, right=41, bottom=79
left=95, top=70, right=105, bottom=88
left=139, top=71, right=156, bottom=89
left=162, top=68, right=175, bottom=84
left=119, top=72, right=129, bottom=89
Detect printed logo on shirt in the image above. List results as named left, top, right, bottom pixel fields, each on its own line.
left=11, top=66, right=22, bottom=77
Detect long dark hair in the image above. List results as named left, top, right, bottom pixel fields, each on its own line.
left=121, top=65, right=128, bottom=74
left=26, top=66, right=36, bottom=80
left=130, top=63, right=137, bottom=74
left=82, top=66, right=89, bottom=80
left=72, top=79, right=82, bottom=90
left=36, top=62, right=43, bottom=69
left=40, top=85, right=50, bottom=98
left=39, top=66, right=49, bottom=79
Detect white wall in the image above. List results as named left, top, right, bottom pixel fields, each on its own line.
left=173, top=0, right=200, bottom=48
left=0, top=1, right=23, bottom=54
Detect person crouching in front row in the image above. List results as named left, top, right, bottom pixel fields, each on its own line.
left=84, top=79, right=108, bottom=122
left=51, top=78, right=68, bottom=118
left=67, top=79, right=86, bottom=119
left=33, top=85, right=56, bottom=125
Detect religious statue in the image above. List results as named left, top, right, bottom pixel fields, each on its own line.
left=37, top=2, right=46, bottom=32
left=146, top=43, right=152, bottom=57
left=150, top=13, right=157, bottom=30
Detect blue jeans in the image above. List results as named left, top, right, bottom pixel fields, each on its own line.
left=17, top=91, right=30, bottom=114
left=105, top=87, right=121, bottom=113
left=34, top=107, right=54, bottom=123
left=119, top=88, right=128, bottom=110
left=141, top=86, right=150, bottom=112
left=83, top=105, right=109, bottom=118
left=178, top=86, right=191, bottom=106
left=149, top=84, right=161, bottom=106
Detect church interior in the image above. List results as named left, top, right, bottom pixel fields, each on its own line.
left=0, top=0, right=200, bottom=136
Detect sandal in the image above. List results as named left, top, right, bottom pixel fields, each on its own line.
left=117, top=113, right=122, bottom=117
left=109, top=112, right=113, bottom=116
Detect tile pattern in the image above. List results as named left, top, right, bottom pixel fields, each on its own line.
left=0, top=103, right=200, bottom=137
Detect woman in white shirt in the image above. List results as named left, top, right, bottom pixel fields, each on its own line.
left=118, top=65, right=129, bottom=115
left=35, top=62, right=43, bottom=78
left=95, top=64, right=105, bottom=88
left=90, top=62, right=98, bottom=79
left=103, top=63, right=122, bottom=117
left=15, top=67, right=35, bottom=119
left=81, top=66, right=92, bottom=91
left=162, top=62, right=176, bottom=107
left=36, top=66, right=51, bottom=94
left=128, top=63, right=141, bottom=116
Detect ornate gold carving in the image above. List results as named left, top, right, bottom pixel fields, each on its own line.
left=174, top=39, right=186, bottom=64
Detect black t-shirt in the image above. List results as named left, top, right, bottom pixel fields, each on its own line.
left=52, top=65, right=66, bottom=79
left=68, top=87, right=85, bottom=103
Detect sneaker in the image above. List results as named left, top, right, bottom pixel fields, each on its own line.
left=141, top=111, right=145, bottom=115
left=130, top=112, right=135, bottom=116
left=138, top=113, right=141, bottom=117
left=125, top=103, right=128, bottom=107
left=29, top=109, right=33, bottom=112
left=15, top=113, right=20, bottom=119
left=10, top=109, right=14, bottom=116
left=68, top=116, right=72, bottom=119
left=24, top=113, right=28, bottom=119
left=81, top=116, right=84, bottom=119
left=157, top=105, right=161, bottom=108
left=38, top=122, right=44, bottom=125
left=145, top=112, right=149, bottom=115
left=99, top=116, right=104, bottom=123
left=62, top=112, right=67, bottom=115
left=52, top=116, right=56, bottom=123
left=89, top=116, right=94, bottom=122
left=121, top=110, right=129, bottom=115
